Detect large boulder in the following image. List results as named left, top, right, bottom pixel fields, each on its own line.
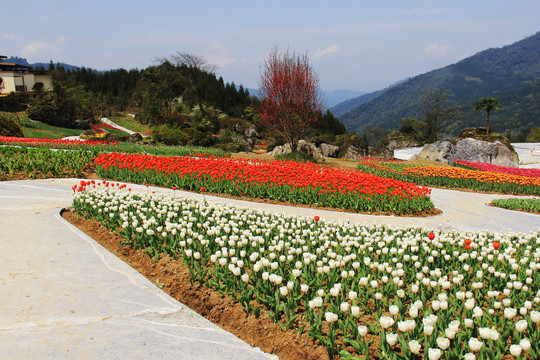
left=411, top=141, right=454, bottom=163
left=340, top=145, right=367, bottom=161
left=412, top=138, right=519, bottom=167
left=270, top=140, right=323, bottom=159
left=319, top=143, right=340, bottom=158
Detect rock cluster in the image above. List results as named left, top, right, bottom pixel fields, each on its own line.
left=412, top=138, right=519, bottom=167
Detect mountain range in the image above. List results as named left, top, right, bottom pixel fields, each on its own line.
left=332, top=31, right=540, bottom=137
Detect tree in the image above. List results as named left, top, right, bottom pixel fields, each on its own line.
left=474, top=97, right=501, bottom=134
left=165, top=52, right=216, bottom=120
left=256, top=47, right=322, bottom=152
left=418, top=89, right=461, bottom=142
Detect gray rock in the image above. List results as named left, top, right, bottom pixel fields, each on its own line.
left=72, top=119, right=90, bottom=130
left=127, top=132, right=143, bottom=143
left=244, top=125, right=258, bottom=139
left=270, top=140, right=323, bottom=159
left=412, top=138, right=519, bottom=167
left=319, top=143, right=340, bottom=158
left=412, top=141, right=454, bottom=163
left=340, top=146, right=365, bottom=161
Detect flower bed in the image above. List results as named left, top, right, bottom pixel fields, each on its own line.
left=73, top=182, right=540, bottom=359
left=93, top=152, right=434, bottom=215
left=455, top=160, right=540, bottom=178
left=0, top=146, right=96, bottom=179
left=491, top=198, right=540, bottom=215
left=0, top=135, right=117, bottom=147
left=358, top=159, right=540, bottom=196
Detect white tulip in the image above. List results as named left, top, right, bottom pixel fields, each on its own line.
left=509, top=344, right=522, bottom=357
left=409, top=340, right=421, bottom=354
left=428, top=348, right=442, bottom=360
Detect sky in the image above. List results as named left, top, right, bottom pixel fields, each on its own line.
left=3, top=1, right=540, bottom=92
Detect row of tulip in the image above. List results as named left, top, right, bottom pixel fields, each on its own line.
left=491, top=198, right=540, bottom=215
left=357, top=159, right=540, bottom=196
left=455, top=160, right=540, bottom=178
left=0, top=135, right=229, bottom=158
left=93, top=152, right=434, bottom=215
left=0, top=146, right=96, bottom=179
left=0, top=135, right=116, bottom=147
left=72, top=182, right=539, bottom=359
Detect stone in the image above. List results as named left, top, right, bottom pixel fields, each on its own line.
left=319, top=143, right=340, bottom=158
left=454, top=138, right=518, bottom=167
left=412, top=141, right=454, bottom=163
left=340, top=146, right=366, bottom=161
left=412, top=138, right=519, bottom=167
left=72, top=119, right=90, bottom=130
left=243, top=125, right=258, bottom=139
left=269, top=140, right=323, bottom=159
left=127, top=132, right=143, bottom=143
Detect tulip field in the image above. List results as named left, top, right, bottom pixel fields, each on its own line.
left=455, top=160, right=540, bottom=178
left=491, top=199, right=540, bottom=215
left=357, top=159, right=540, bottom=196
left=0, top=146, right=97, bottom=179
left=93, top=152, right=434, bottom=215
left=72, top=181, right=540, bottom=360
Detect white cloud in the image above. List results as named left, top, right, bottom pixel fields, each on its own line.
left=206, top=43, right=237, bottom=68
left=20, top=36, right=66, bottom=57
left=3, top=33, right=18, bottom=41
left=422, top=43, right=452, bottom=58
left=314, top=44, right=341, bottom=59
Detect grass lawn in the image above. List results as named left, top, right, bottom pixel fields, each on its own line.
left=108, top=114, right=151, bottom=134
left=19, top=118, right=82, bottom=139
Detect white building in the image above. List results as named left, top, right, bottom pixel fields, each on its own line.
left=0, top=55, right=52, bottom=99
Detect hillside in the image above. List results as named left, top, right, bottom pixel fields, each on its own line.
left=338, top=31, right=540, bottom=136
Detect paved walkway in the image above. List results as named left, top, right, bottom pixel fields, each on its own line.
left=0, top=179, right=538, bottom=359
left=0, top=179, right=276, bottom=360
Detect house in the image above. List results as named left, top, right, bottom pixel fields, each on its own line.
left=0, top=55, right=52, bottom=99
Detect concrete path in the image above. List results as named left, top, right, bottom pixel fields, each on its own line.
left=0, top=179, right=276, bottom=360
left=0, top=179, right=538, bottom=359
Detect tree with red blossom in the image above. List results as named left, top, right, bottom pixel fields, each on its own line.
left=256, top=47, right=323, bottom=152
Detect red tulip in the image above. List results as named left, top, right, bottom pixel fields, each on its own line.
left=314, top=216, right=320, bottom=222
left=428, top=232, right=435, bottom=240
left=465, top=239, right=472, bottom=245
left=465, top=244, right=471, bottom=250
left=493, top=242, right=500, bottom=250
left=201, top=186, right=206, bottom=192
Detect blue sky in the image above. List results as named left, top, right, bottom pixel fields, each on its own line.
left=3, top=1, right=539, bottom=92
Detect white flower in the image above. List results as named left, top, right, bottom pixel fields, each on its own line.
left=279, top=286, right=288, bottom=297
left=490, top=329, right=500, bottom=341
left=351, top=306, right=360, bottom=317
left=445, top=327, right=457, bottom=339
left=509, top=344, right=522, bottom=357
left=357, top=325, right=368, bottom=337
left=424, top=324, right=434, bottom=336
left=389, top=305, right=399, bottom=316
left=468, top=337, right=483, bottom=352
left=428, top=348, right=442, bottom=360
left=436, top=337, right=450, bottom=350
left=504, top=307, right=517, bottom=319
left=241, top=273, right=249, bottom=283
left=530, top=310, right=540, bottom=323
left=409, top=340, right=421, bottom=354
left=515, top=319, right=527, bottom=333
left=325, top=312, right=338, bottom=323
left=463, top=353, right=476, bottom=360
left=349, top=291, right=358, bottom=301
left=520, top=338, right=531, bottom=351
left=379, top=316, right=395, bottom=329
left=478, top=327, right=491, bottom=339
left=340, top=302, right=349, bottom=313
left=386, top=333, right=398, bottom=346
